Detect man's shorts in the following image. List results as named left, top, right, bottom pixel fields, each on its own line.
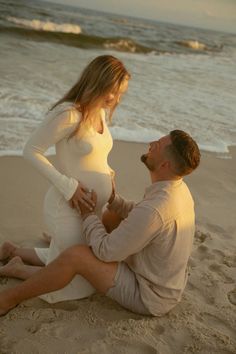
left=106, top=262, right=151, bottom=315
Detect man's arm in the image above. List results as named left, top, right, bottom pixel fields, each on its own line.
left=82, top=202, right=161, bottom=262
left=107, top=194, right=136, bottom=219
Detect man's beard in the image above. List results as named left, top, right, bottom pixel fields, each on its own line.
left=141, top=154, right=147, bottom=163
left=140, top=154, right=154, bottom=171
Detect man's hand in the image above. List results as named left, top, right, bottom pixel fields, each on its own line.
left=77, top=190, right=97, bottom=218
left=108, top=176, right=116, bottom=204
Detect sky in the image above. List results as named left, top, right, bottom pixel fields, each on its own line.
left=41, top=0, right=236, bottom=33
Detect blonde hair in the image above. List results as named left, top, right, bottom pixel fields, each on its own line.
left=51, top=55, right=130, bottom=138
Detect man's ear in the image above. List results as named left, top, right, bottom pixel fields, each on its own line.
left=161, top=160, right=170, bottom=169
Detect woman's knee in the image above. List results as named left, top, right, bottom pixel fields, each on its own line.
left=54, top=230, right=83, bottom=249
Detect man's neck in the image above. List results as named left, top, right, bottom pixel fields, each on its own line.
left=150, top=172, right=181, bottom=184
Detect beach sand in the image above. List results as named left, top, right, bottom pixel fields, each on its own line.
left=0, top=141, right=235, bottom=354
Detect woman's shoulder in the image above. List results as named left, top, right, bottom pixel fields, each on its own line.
left=47, top=102, right=81, bottom=125
left=50, top=102, right=79, bottom=116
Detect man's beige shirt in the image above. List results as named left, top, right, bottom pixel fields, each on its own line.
left=82, top=179, right=195, bottom=316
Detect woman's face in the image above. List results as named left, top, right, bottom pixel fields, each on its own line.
left=102, top=77, right=129, bottom=109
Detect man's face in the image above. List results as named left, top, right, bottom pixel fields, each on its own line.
left=141, top=135, right=171, bottom=171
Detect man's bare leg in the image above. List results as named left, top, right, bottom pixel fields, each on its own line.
left=0, top=241, right=44, bottom=266
left=0, top=245, right=118, bottom=316
left=0, top=256, right=42, bottom=280
left=102, top=209, right=123, bottom=233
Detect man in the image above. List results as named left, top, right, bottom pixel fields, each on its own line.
left=0, top=130, right=200, bottom=316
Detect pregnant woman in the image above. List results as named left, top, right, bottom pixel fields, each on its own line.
left=0, top=55, right=130, bottom=303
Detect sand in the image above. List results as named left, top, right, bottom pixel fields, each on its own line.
left=0, top=141, right=235, bottom=354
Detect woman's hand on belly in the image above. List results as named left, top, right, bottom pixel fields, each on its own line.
left=77, top=190, right=97, bottom=218
left=69, top=182, right=96, bottom=211
left=74, top=171, right=113, bottom=210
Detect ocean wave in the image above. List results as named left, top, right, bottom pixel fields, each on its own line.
left=110, top=126, right=164, bottom=143
left=176, top=39, right=223, bottom=52
left=1, top=17, right=223, bottom=55
left=0, top=23, right=154, bottom=54
left=103, top=38, right=153, bottom=53
left=6, top=16, right=82, bottom=34
left=177, top=40, right=206, bottom=50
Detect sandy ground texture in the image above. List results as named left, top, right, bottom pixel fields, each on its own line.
left=0, top=141, right=235, bottom=354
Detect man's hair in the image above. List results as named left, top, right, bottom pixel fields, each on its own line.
left=165, top=130, right=201, bottom=176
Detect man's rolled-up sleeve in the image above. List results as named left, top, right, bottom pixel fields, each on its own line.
left=82, top=203, right=162, bottom=262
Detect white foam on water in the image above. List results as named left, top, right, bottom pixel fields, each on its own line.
left=0, top=150, right=23, bottom=157
left=177, top=40, right=206, bottom=50
left=0, top=147, right=55, bottom=157
left=110, top=126, right=232, bottom=154
left=7, top=16, right=82, bottom=34
left=110, top=126, right=163, bottom=143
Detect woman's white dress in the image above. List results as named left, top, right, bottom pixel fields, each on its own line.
left=23, top=103, right=113, bottom=303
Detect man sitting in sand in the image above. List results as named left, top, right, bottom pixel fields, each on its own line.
left=0, top=130, right=200, bottom=316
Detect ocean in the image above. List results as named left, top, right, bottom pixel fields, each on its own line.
left=0, top=0, right=236, bottom=157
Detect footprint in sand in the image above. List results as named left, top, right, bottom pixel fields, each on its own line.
left=206, top=223, right=227, bottom=235
left=227, top=288, right=236, bottom=306
left=212, top=248, right=225, bottom=256
left=223, top=255, right=236, bottom=268
left=208, top=263, right=234, bottom=283
left=186, top=279, right=215, bottom=305
left=197, top=244, right=208, bottom=253
left=118, top=341, right=157, bottom=354
left=194, top=230, right=210, bottom=244
left=196, top=245, right=215, bottom=261
left=212, top=249, right=236, bottom=268
left=155, top=324, right=165, bottom=335
left=200, top=312, right=236, bottom=339
left=25, top=321, right=44, bottom=335
left=87, top=340, right=157, bottom=354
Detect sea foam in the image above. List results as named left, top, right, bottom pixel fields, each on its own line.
left=7, top=17, right=82, bottom=34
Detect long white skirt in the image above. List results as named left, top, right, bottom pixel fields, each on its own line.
left=35, top=187, right=96, bottom=303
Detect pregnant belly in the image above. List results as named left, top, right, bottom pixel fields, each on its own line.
left=44, top=171, right=112, bottom=218
left=78, top=170, right=112, bottom=210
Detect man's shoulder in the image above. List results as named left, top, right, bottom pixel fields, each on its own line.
left=136, top=197, right=163, bottom=221
left=140, top=181, right=194, bottom=221
left=134, top=200, right=163, bottom=225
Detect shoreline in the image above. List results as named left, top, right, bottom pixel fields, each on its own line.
left=0, top=141, right=236, bottom=159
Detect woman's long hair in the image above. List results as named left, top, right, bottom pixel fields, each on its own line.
left=51, top=55, right=130, bottom=138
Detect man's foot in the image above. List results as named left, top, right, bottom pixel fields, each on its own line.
left=0, top=256, right=24, bottom=278
left=0, top=241, right=17, bottom=261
